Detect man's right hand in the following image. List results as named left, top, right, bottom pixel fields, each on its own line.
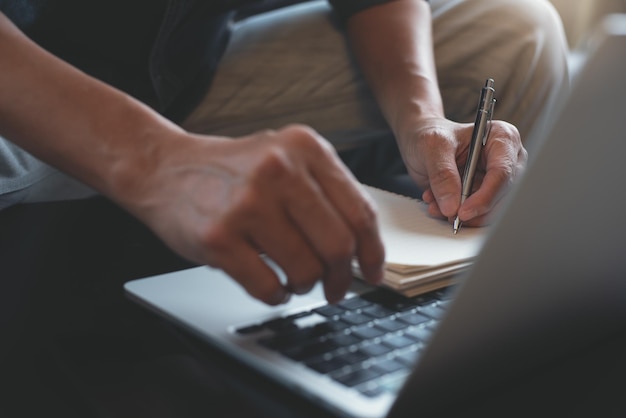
left=122, top=125, right=386, bottom=305
left=0, top=14, right=384, bottom=306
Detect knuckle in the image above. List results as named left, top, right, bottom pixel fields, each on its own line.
left=492, top=121, right=522, bottom=144
left=250, top=283, right=282, bottom=305
left=492, top=164, right=516, bottom=190
left=324, top=232, right=356, bottom=265
left=225, top=185, right=263, bottom=219
left=519, top=146, right=529, bottom=162
left=287, top=275, right=318, bottom=295
left=255, top=128, right=277, bottom=138
left=256, top=146, right=295, bottom=180
left=280, top=123, right=317, bottom=138
left=366, top=246, right=386, bottom=267
left=200, top=223, right=232, bottom=255
left=356, top=250, right=386, bottom=278
left=430, top=165, right=457, bottom=188
left=348, top=198, right=378, bottom=232
left=280, top=124, right=332, bottom=153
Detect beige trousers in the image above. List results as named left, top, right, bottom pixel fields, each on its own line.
left=0, top=0, right=569, bottom=207
left=183, top=0, right=569, bottom=145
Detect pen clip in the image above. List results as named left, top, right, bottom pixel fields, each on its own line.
left=483, top=96, right=495, bottom=146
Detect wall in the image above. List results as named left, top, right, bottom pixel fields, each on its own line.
left=550, top=0, right=626, bottom=48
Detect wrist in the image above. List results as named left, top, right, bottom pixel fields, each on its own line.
left=94, top=103, right=186, bottom=208
left=384, top=75, right=446, bottom=140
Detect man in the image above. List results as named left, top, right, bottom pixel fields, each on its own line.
left=0, top=0, right=568, bottom=306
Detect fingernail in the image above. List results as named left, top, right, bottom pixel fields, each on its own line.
left=270, top=288, right=291, bottom=305
left=280, top=292, right=292, bottom=304
left=459, top=208, right=478, bottom=221
left=327, top=294, right=343, bottom=305
left=367, top=266, right=385, bottom=285
left=439, top=193, right=458, bottom=217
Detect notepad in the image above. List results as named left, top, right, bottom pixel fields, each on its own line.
left=354, top=185, right=487, bottom=296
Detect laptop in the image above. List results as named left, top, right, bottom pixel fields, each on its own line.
left=124, top=16, right=626, bottom=418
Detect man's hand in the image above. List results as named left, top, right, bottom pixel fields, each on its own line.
left=0, top=15, right=383, bottom=306
left=123, top=125, right=385, bottom=305
left=343, top=0, right=527, bottom=228
left=399, top=117, right=527, bottom=227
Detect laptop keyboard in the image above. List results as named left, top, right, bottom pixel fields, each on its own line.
left=236, top=287, right=452, bottom=398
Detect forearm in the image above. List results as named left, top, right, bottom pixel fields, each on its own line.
left=0, top=13, right=184, bottom=202
left=345, top=0, right=444, bottom=142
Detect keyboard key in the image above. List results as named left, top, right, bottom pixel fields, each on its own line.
left=340, top=311, right=373, bottom=326
left=333, top=350, right=369, bottom=366
left=395, top=348, right=422, bottom=366
left=413, top=293, right=440, bottom=306
left=236, top=323, right=264, bottom=334
left=371, top=358, right=405, bottom=374
left=351, top=325, right=386, bottom=340
left=437, top=301, right=451, bottom=313
left=338, top=296, right=372, bottom=311
left=306, top=356, right=351, bottom=374
left=362, top=304, right=396, bottom=319
left=381, top=334, right=414, bottom=349
left=263, top=317, right=299, bottom=332
left=378, top=371, right=411, bottom=394
left=285, top=311, right=314, bottom=320
left=396, top=311, right=430, bottom=326
left=357, top=384, right=386, bottom=398
left=435, top=288, right=455, bottom=301
left=282, top=339, right=341, bottom=362
left=403, top=326, right=433, bottom=343
left=258, top=323, right=331, bottom=350
left=314, top=320, right=351, bottom=333
left=418, top=304, right=447, bottom=319
left=305, top=349, right=370, bottom=374
left=331, top=366, right=383, bottom=387
left=314, top=305, right=345, bottom=317
left=359, top=343, right=393, bottom=357
left=362, top=289, right=421, bottom=312
left=327, top=333, right=361, bottom=348
left=375, top=318, right=409, bottom=332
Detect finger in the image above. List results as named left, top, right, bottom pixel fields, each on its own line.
left=242, top=127, right=360, bottom=303
left=457, top=132, right=524, bottom=223
left=337, top=183, right=386, bottom=287
left=422, top=146, right=462, bottom=219
left=305, top=150, right=385, bottom=288
left=279, top=127, right=385, bottom=301
left=245, top=204, right=325, bottom=296
left=421, top=188, right=447, bottom=220
left=456, top=171, right=493, bottom=222
left=281, top=175, right=361, bottom=303
left=421, top=188, right=435, bottom=204
left=461, top=163, right=519, bottom=223
left=207, top=231, right=291, bottom=305
left=458, top=195, right=505, bottom=228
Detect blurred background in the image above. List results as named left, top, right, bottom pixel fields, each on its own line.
left=551, top=0, right=626, bottom=48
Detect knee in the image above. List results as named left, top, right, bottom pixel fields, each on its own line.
left=435, top=0, right=569, bottom=80
left=483, top=0, right=569, bottom=61
left=468, top=0, right=569, bottom=87
left=435, top=0, right=570, bottom=138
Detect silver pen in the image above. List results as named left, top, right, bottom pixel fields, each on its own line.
left=453, top=78, right=496, bottom=234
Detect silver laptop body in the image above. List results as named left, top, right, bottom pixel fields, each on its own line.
left=125, top=16, right=626, bottom=418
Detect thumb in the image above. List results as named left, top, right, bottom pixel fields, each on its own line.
left=426, top=157, right=462, bottom=218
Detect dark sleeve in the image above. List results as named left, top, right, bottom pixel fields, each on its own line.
left=328, top=0, right=429, bottom=23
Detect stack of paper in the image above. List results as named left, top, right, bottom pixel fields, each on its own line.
left=353, top=185, right=487, bottom=297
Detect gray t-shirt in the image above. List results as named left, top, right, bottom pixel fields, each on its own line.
left=0, top=137, right=48, bottom=194
left=0, top=136, right=95, bottom=209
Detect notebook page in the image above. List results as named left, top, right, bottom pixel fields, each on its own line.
left=362, top=185, right=486, bottom=271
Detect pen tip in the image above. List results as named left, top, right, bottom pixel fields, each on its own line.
left=452, top=216, right=461, bottom=234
